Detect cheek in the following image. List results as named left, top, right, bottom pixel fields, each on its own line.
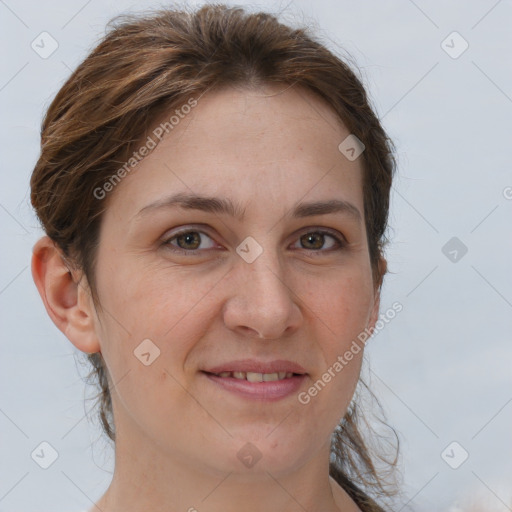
left=299, top=267, right=372, bottom=408
left=91, top=264, right=215, bottom=431
left=302, top=266, right=374, bottom=345
left=96, top=250, right=208, bottom=331
left=331, top=274, right=373, bottom=342
left=93, top=256, right=222, bottom=380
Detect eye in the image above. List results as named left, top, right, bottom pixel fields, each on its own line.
left=161, top=227, right=345, bottom=256
left=291, top=230, right=345, bottom=253
left=162, top=229, right=218, bottom=253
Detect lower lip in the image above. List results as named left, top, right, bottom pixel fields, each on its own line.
left=201, top=372, right=307, bottom=401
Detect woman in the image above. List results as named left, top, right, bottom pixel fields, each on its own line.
left=30, top=5, right=398, bottom=511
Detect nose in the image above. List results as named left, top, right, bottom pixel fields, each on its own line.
left=222, top=250, right=303, bottom=340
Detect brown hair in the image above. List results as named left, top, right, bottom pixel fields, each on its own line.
left=30, top=4, right=398, bottom=510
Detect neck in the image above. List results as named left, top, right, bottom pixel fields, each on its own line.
left=92, top=425, right=360, bottom=512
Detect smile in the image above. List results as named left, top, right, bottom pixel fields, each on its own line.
left=209, top=371, right=296, bottom=381
left=201, top=371, right=307, bottom=401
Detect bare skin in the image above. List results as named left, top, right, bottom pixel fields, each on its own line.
left=32, top=84, right=383, bottom=512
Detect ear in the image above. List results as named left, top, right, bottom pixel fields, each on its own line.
left=367, top=257, right=387, bottom=331
left=31, top=236, right=101, bottom=354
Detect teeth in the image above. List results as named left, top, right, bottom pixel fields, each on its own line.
left=213, top=371, right=297, bottom=381
left=246, top=372, right=263, bottom=382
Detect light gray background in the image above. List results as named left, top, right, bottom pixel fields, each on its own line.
left=1, top=1, right=511, bottom=511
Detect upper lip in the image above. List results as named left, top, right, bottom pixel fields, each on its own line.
left=202, top=359, right=307, bottom=375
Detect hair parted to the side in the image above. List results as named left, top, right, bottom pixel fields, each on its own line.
left=30, top=4, right=398, bottom=511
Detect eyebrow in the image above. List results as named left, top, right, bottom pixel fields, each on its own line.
left=134, top=192, right=362, bottom=222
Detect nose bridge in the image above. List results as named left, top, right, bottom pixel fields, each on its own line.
left=245, top=249, right=287, bottom=300
left=241, top=241, right=290, bottom=305
left=224, top=238, right=301, bottom=339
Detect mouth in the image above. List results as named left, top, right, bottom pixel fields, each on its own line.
left=200, top=368, right=307, bottom=401
left=204, top=370, right=300, bottom=382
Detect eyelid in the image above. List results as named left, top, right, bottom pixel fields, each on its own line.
left=295, top=226, right=346, bottom=241
left=290, top=227, right=346, bottom=251
left=161, top=225, right=347, bottom=253
left=161, top=224, right=220, bottom=251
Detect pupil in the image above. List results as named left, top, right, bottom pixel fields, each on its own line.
left=303, top=233, right=323, bottom=249
left=178, top=232, right=200, bottom=249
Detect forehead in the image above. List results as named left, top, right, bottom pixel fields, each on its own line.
left=167, top=84, right=349, bottom=157
left=102, top=84, right=365, bottom=223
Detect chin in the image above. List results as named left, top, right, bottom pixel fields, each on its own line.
left=203, top=430, right=318, bottom=479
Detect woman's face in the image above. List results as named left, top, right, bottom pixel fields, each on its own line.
left=89, top=85, right=381, bottom=477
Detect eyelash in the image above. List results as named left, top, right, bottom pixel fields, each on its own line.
left=161, top=227, right=346, bottom=256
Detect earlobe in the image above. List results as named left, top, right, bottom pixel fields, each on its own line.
left=31, top=236, right=101, bottom=354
